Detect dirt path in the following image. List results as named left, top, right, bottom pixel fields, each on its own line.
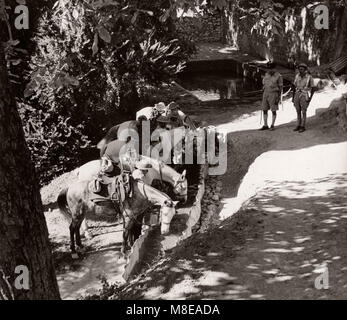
left=111, top=85, right=347, bottom=300
left=43, top=169, right=201, bottom=299
left=45, top=208, right=126, bottom=299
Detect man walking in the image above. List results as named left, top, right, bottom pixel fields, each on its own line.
left=260, top=63, right=283, bottom=131
left=292, top=63, right=315, bottom=133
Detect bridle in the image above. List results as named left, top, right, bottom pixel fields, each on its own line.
left=173, top=177, right=187, bottom=197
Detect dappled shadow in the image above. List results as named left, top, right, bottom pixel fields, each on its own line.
left=218, top=95, right=347, bottom=200
left=56, top=247, right=126, bottom=300
left=117, top=174, right=347, bottom=300
left=114, top=87, right=347, bottom=300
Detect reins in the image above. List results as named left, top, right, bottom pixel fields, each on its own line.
left=122, top=180, right=150, bottom=226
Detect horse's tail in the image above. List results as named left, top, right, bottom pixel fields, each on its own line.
left=57, top=188, right=72, bottom=224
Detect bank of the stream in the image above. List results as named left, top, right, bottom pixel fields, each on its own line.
left=86, top=81, right=347, bottom=300
left=41, top=59, right=347, bottom=299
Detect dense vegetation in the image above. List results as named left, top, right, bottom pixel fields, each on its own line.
left=17, top=0, right=196, bottom=184
left=3, top=0, right=346, bottom=185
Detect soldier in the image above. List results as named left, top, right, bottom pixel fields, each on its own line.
left=292, top=63, right=315, bottom=133
left=260, top=63, right=283, bottom=131
left=97, top=140, right=125, bottom=184
left=166, top=101, right=196, bottom=129
left=99, top=140, right=141, bottom=180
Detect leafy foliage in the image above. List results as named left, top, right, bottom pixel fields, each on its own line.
left=22, top=0, right=195, bottom=185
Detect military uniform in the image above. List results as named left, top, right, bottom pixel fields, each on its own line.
left=262, top=72, right=283, bottom=111
left=293, top=72, right=315, bottom=112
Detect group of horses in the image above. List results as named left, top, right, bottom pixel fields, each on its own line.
left=57, top=104, right=192, bottom=259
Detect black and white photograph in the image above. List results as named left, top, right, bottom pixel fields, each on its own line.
left=1, top=0, right=347, bottom=304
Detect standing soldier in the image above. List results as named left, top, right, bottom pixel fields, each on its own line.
left=260, top=63, right=283, bottom=131
left=292, top=63, right=315, bottom=133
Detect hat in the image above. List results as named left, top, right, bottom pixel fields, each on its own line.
left=154, top=102, right=166, bottom=111
left=135, top=161, right=152, bottom=171
left=298, top=63, right=308, bottom=69
left=168, top=101, right=179, bottom=110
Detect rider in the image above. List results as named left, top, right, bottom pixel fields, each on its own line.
left=292, top=63, right=315, bottom=132
left=165, top=102, right=184, bottom=128
left=166, top=101, right=196, bottom=129
left=156, top=115, right=172, bottom=130
left=99, top=140, right=127, bottom=183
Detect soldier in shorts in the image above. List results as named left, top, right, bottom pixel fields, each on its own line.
left=292, top=63, right=315, bottom=133
left=260, top=63, right=283, bottom=131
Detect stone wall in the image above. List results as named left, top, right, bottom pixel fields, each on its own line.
left=223, top=5, right=346, bottom=68
left=176, top=11, right=223, bottom=43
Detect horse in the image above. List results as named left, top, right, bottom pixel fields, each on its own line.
left=97, top=119, right=187, bottom=162
left=57, top=178, right=178, bottom=258
left=97, top=120, right=141, bottom=157
left=76, top=157, right=188, bottom=202
left=136, top=106, right=154, bottom=121
left=75, top=157, right=187, bottom=239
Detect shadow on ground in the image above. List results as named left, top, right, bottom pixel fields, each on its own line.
left=117, top=174, right=347, bottom=300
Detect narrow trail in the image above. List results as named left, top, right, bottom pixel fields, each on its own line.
left=113, top=85, right=347, bottom=300
left=43, top=166, right=202, bottom=299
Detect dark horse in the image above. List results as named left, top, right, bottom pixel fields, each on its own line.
left=97, top=119, right=160, bottom=157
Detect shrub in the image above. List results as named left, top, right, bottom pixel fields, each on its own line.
left=22, top=0, right=195, bottom=184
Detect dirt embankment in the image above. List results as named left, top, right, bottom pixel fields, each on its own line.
left=41, top=81, right=347, bottom=300
left=95, top=84, right=347, bottom=300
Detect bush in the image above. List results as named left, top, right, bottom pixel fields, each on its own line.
left=22, top=0, right=196, bottom=185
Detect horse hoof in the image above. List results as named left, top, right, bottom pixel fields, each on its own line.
left=71, top=253, right=79, bottom=260
left=121, top=247, right=129, bottom=256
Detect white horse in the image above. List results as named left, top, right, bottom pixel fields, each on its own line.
left=58, top=178, right=178, bottom=257
left=75, top=157, right=187, bottom=238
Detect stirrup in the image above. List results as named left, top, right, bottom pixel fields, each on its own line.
left=92, top=179, right=101, bottom=193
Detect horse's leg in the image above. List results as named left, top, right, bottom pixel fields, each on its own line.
left=122, top=215, right=131, bottom=255
left=81, top=219, right=92, bottom=240
left=69, top=222, right=79, bottom=259
left=76, top=219, right=86, bottom=253
left=75, top=202, right=88, bottom=252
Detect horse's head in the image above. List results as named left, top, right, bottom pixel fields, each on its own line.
left=160, top=200, right=179, bottom=235
left=173, top=169, right=188, bottom=203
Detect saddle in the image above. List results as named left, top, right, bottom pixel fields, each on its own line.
left=114, top=173, right=133, bottom=203
left=89, top=173, right=133, bottom=205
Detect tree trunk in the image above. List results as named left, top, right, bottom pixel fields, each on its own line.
left=119, top=83, right=140, bottom=119
left=0, top=40, right=60, bottom=299
left=335, top=3, right=347, bottom=58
